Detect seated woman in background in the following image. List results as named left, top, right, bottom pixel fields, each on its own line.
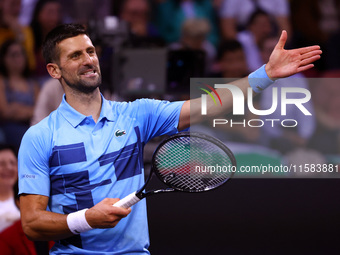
left=0, top=144, right=19, bottom=233
left=0, top=40, right=39, bottom=150
left=0, top=0, right=36, bottom=71
left=30, top=0, right=62, bottom=82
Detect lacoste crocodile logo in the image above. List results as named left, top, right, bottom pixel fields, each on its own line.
left=115, top=129, right=126, bottom=137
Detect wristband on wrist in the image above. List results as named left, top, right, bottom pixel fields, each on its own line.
left=66, top=208, right=93, bottom=234
left=248, top=64, right=275, bottom=93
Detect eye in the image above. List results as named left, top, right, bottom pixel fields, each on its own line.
left=88, top=48, right=96, bottom=55
left=71, top=52, right=80, bottom=59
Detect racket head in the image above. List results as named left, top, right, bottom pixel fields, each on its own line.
left=151, top=132, right=236, bottom=193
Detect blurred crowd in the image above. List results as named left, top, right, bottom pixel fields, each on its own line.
left=0, top=0, right=339, bottom=157
left=0, top=0, right=340, bottom=252
left=0, top=0, right=339, bottom=158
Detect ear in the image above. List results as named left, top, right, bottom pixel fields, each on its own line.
left=46, top=63, right=61, bottom=79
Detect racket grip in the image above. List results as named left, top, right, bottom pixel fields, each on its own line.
left=113, top=192, right=141, bottom=208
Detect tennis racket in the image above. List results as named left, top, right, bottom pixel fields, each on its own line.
left=113, top=132, right=236, bottom=208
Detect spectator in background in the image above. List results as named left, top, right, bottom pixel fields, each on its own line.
left=169, top=18, right=216, bottom=74
left=237, top=9, right=273, bottom=72
left=215, top=40, right=260, bottom=144
left=192, top=40, right=261, bottom=144
left=214, top=40, right=248, bottom=78
left=20, top=0, right=112, bottom=27
left=260, top=37, right=316, bottom=154
left=19, top=0, right=39, bottom=26
left=291, top=0, right=340, bottom=72
left=0, top=0, right=35, bottom=71
left=219, top=0, right=291, bottom=40
left=0, top=40, right=39, bottom=149
left=0, top=144, right=20, bottom=233
left=0, top=180, right=54, bottom=254
left=30, top=0, right=62, bottom=82
left=155, top=0, right=219, bottom=46
left=72, top=0, right=112, bottom=25
left=30, top=78, right=63, bottom=125
left=119, top=0, right=164, bottom=47
left=308, top=77, right=340, bottom=155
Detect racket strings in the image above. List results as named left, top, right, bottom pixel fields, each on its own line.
left=154, top=136, right=234, bottom=192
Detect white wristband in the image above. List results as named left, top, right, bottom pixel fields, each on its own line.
left=66, top=209, right=93, bottom=235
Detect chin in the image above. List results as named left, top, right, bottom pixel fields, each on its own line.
left=79, top=83, right=101, bottom=94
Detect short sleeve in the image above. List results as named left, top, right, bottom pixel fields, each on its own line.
left=18, top=125, right=51, bottom=197
left=133, top=99, right=185, bottom=143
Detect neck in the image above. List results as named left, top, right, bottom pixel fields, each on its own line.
left=64, top=88, right=102, bottom=123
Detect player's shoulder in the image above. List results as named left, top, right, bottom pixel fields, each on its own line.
left=23, top=110, right=58, bottom=144
left=30, top=109, right=57, bottom=130
left=112, top=98, right=162, bottom=112
left=108, top=98, right=183, bottom=120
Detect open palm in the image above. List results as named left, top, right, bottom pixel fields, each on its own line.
left=265, top=31, right=322, bottom=79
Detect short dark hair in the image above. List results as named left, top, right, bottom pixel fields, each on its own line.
left=217, top=40, right=243, bottom=60
left=42, top=23, right=88, bottom=64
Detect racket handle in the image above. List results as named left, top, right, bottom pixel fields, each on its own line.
left=113, top=192, right=141, bottom=208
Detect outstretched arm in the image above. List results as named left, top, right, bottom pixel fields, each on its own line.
left=178, top=31, right=322, bottom=130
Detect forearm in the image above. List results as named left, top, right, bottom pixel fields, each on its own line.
left=20, top=195, right=131, bottom=241
left=22, top=209, right=72, bottom=241
left=179, top=28, right=323, bottom=129
left=20, top=194, right=72, bottom=241
left=179, top=75, right=259, bottom=130
left=190, top=77, right=251, bottom=124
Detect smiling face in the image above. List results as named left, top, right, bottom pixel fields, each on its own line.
left=0, top=149, right=18, bottom=191
left=48, top=34, right=102, bottom=94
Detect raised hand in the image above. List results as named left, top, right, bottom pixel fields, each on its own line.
left=265, top=30, right=322, bottom=79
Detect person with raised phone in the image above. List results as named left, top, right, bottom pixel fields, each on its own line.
left=18, top=24, right=321, bottom=254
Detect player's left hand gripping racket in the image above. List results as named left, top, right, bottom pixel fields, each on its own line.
left=113, top=132, right=236, bottom=208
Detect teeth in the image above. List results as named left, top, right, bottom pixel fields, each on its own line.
left=83, top=70, right=95, bottom=75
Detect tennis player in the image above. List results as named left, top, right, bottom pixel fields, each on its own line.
left=18, top=24, right=321, bottom=254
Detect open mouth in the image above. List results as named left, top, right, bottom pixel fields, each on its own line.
left=81, top=69, right=97, bottom=78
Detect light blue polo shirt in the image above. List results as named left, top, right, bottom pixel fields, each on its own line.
left=18, top=95, right=184, bottom=254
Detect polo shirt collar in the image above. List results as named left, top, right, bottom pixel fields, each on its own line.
left=59, top=94, right=115, bottom=128
left=99, top=95, right=115, bottom=122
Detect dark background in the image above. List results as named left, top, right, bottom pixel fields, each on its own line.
left=147, top=178, right=340, bottom=255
